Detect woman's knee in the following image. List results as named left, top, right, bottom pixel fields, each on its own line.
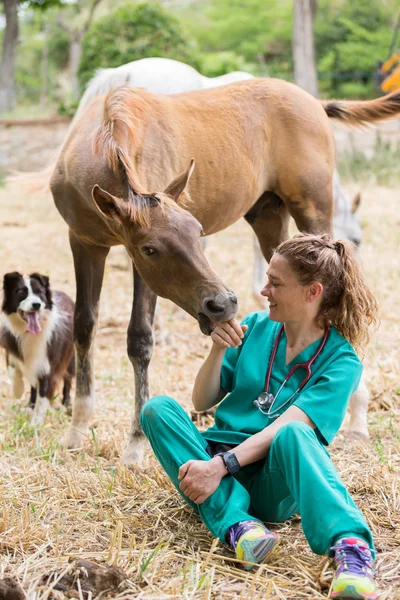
left=272, top=420, right=314, bottom=450
left=140, top=395, right=177, bottom=429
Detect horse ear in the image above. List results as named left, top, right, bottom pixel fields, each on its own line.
left=92, top=185, right=129, bottom=222
left=164, top=159, right=195, bottom=202
left=352, top=191, right=361, bottom=213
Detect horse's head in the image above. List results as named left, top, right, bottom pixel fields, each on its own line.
left=92, top=161, right=238, bottom=334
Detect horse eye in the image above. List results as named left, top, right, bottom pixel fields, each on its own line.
left=142, top=246, right=157, bottom=256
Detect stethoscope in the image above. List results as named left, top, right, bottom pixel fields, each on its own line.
left=253, top=324, right=329, bottom=417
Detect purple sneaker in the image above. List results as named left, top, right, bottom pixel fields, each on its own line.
left=227, top=520, right=280, bottom=570
left=330, top=537, right=377, bottom=599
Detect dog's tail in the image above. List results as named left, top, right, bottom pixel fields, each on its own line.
left=321, top=90, right=400, bottom=125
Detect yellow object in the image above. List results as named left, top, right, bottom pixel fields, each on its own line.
left=379, top=51, right=400, bottom=93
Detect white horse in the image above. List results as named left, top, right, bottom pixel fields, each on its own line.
left=14, top=57, right=370, bottom=440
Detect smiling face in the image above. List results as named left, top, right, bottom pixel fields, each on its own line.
left=260, top=254, right=322, bottom=324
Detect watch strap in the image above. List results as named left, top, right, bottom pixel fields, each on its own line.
left=215, top=451, right=241, bottom=475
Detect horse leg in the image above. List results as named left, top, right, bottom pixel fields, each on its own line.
left=121, top=265, right=157, bottom=465
left=245, top=192, right=291, bottom=263
left=278, top=170, right=334, bottom=235
left=64, top=231, right=109, bottom=449
left=346, top=374, right=370, bottom=441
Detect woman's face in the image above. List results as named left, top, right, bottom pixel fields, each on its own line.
left=261, top=253, right=313, bottom=323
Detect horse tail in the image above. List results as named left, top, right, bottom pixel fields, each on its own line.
left=321, top=90, right=400, bottom=125
left=92, top=84, right=147, bottom=197
left=7, top=159, right=59, bottom=196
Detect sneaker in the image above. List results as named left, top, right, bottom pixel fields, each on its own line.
left=227, top=520, right=279, bottom=570
left=330, top=537, right=378, bottom=599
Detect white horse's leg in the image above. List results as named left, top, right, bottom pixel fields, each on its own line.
left=347, top=373, right=370, bottom=440
left=252, top=236, right=268, bottom=309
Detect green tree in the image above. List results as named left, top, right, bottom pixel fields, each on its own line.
left=78, top=2, right=197, bottom=90
left=0, top=0, right=62, bottom=112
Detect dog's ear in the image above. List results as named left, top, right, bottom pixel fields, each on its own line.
left=30, top=273, right=49, bottom=289
left=30, top=273, right=52, bottom=308
left=3, top=272, right=22, bottom=291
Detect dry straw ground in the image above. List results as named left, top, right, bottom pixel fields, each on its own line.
left=0, top=173, right=399, bottom=598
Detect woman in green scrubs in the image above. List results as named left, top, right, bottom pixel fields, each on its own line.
left=141, top=233, right=378, bottom=600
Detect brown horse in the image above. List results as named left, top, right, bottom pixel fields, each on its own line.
left=50, top=78, right=400, bottom=463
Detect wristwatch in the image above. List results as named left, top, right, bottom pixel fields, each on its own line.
left=215, top=451, right=241, bottom=475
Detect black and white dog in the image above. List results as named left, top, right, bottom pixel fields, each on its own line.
left=0, top=272, right=75, bottom=424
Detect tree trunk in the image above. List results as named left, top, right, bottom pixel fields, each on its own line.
left=292, top=0, right=319, bottom=97
left=40, top=23, right=50, bottom=109
left=69, top=35, right=83, bottom=99
left=0, top=0, right=19, bottom=113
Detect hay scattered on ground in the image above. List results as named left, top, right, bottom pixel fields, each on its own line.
left=0, top=182, right=399, bottom=599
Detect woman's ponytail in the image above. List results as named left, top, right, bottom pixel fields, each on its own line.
left=275, top=234, right=378, bottom=354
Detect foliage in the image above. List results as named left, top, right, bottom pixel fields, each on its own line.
left=315, top=0, right=396, bottom=98
left=181, top=0, right=292, bottom=78
left=77, top=2, right=197, bottom=89
left=198, top=51, right=256, bottom=78
left=47, top=25, right=70, bottom=70
left=8, top=0, right=400, bottom=110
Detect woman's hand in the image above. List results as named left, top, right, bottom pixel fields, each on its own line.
left=211, top=319, right=248, bottom=349
left=178, top=457, right=227, bottom=504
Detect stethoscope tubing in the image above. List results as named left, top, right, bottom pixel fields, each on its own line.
left=255, top=325, right=329, bottom=417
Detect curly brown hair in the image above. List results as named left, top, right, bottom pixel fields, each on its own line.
left=275, top=233, right=378, bottom=354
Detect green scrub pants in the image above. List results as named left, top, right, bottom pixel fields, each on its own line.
left=140, top=396, right=374, bottom=555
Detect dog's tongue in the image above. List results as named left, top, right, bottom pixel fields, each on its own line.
left=26, top=312, right=41, bottom=334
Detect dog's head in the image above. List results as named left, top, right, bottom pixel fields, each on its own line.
left=2, top=272, right=53, bottom=335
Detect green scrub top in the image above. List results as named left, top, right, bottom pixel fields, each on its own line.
left=202, top=311, right=363, bottom=447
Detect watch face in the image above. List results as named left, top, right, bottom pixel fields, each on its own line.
left=225, top=452, right=240, bottom=474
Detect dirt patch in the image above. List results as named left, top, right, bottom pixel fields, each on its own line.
left=0, top=578, right=24, bottom=600
left=42, top=560, right=127, bottom=598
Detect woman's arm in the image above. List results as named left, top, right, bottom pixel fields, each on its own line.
left=233, top=405, right=315, bottom=466
left=192, top=319, right=248, bottom=412
left=192, top=344, right=227, bottom=411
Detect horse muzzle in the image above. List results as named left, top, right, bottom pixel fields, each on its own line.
left=198, top=291, right=238, bottom=335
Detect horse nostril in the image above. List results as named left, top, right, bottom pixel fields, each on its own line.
left=32, top=303, right=41, bottom=310
left=204, top=299, right=226, bottom=315
left=228, top=292, right=238, bottom=305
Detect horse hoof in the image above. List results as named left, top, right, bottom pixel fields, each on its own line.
left=346, top=430, right=369, bottom=443
left=120, top=436, right=147, bottom=466
left=63, top=427, right=87, bottom=449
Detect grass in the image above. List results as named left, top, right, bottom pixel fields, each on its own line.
left=0, top=164, right=399, bottom=597
left=338, top=135, right=400, bottom=186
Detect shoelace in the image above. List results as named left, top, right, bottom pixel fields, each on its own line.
left=330, top=543, right=376, bottom=576
left=228, top=521, right=264, bottom=549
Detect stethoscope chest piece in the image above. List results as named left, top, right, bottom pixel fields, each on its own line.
left=253, top=392, right=274, bottom=411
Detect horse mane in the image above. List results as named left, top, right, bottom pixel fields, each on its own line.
left=92, top=84, right=178, bottom=227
